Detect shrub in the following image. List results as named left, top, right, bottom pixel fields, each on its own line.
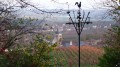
left=98, top=26, right=120, bottom=67
left=0, top=35, right=56, bottom=67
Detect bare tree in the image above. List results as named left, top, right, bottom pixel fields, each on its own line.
left=0, top=0, right=63, bottom=53
left=105, top=0, right=119, bottom=21
left=95, top=0, right=120, bottom=22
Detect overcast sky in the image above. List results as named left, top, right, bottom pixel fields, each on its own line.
left=30, top=0, right=104, bottom=10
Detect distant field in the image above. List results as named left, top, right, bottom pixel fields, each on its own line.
left=51, top=45, right=104, bottom=67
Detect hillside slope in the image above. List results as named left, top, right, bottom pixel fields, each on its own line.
left=52, top=45, right=104, bottom=67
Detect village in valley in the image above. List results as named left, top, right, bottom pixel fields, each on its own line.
left=0, top=0, right=120, bottom=67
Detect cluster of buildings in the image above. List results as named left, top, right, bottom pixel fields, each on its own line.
left=0, top=20, right=112, bottom=48
left=34, top=22, right=112, bottom=33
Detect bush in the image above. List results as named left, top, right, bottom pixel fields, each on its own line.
left=98, top=46, right=120, bottom=67
left=98, top=26, right=120, bottom=67
left=0, top=35, right=57, bottom=67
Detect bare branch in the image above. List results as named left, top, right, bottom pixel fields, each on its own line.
left=18, top=0, right=63, bottom=14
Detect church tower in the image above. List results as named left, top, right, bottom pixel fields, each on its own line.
left=52, top=28, right=62, bottom=45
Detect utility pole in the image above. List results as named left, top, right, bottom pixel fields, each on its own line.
left=66, top=2, right=92, bottom=67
